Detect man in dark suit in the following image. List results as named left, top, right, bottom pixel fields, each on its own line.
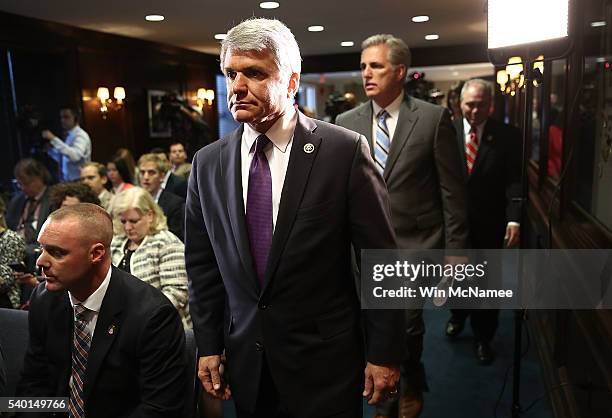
left=446, top=78, right=521, bottom=363
left=150, top=147, right=188, bottom=199
left=6, top=159, right=53, bottom=246
left=186, top=18, right=403, bottom=418
left=336, top=34, right=468, bottom=418
left=17, top=203, right=186, bottom=417
left=138, top=153, right=185, bottom=241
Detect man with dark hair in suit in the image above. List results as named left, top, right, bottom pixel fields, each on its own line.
left=17, top=203, right=185, bottom=417
left=336, top=34, right=469, bottom=418
left=150, top=147, right=188, bottom=199
left=445, top=78, right=521, bottom=364
left=186, top=18, right=403, bottom=418
left=138, top=153, right=185, bottom=241
left=169, top=141, right=192, bottom=179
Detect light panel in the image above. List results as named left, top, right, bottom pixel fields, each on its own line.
left=488, top=0, right=569, bottom=49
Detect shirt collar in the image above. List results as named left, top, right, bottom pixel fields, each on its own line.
left=243, top=105, right=297, bottom=154
left=463, top=118, right=487, bottom=137
left=372, top=91, right=404, bottom=120
left=32, top=186, right=47, bottom=202
left=69, top=264, right=112, bottom=315
left=161, top=170, right=171, bottom=189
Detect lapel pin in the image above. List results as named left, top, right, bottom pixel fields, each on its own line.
left=107, top=325, right=117, bottom=335
left=303, top=143, right=315, bottom=154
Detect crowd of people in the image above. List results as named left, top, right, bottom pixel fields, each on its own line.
left=0, top=17, right=522, bottom=418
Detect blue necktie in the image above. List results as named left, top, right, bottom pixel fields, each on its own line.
left=374, top=110, right=391, bottom=174
left=246, top=134, right=273, bottom=288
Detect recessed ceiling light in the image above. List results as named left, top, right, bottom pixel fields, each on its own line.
left=412, top=15, right=430, bottom=23
left=308, top=25, right=325, bottom=32
left=340, top=41, right=354, bottom=47
left=260, top=1, right=280, bottom=9
left=214, top=33, right=227, bottom=40
left=145, top=15, right=164, bottom=22
left=591, top=21, right=606, bottom=27
left=452, top=71, right=460, bottom=76
left=425, top=34, right=439, bottom=41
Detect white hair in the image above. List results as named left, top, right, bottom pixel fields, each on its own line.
left=220, top=18, right=302, bottom=81
left=461, top=78, right=494, bottom=102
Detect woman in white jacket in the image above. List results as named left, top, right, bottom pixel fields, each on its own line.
left=109, top=186, right=191, bottom=328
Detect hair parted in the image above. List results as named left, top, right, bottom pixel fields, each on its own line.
left=361, top=34, right=411, bottom=70
left=220, top=18, right=302, bottom=80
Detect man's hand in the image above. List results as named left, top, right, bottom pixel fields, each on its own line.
left=41, top=130, right=55, bottom=141
left=198, top=355, right=231, bottom=400
left=363, top=362, right=400, bottom=405
left=505, top=224, right=520, bottom=248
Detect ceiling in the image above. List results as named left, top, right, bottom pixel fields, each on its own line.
left=0, top=0, right=489, bottom=56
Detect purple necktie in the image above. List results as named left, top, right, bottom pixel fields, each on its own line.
left=246, top=134, right=273, bottom=287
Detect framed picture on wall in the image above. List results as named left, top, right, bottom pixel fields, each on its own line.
left=147, top=90, right=172, bottom=138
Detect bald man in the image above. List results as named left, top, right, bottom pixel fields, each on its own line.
left=17, top=204, right=186, bottom=418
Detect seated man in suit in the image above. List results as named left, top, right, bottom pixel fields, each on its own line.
left=169, top=141, right=192, bottom=180
left=17, top=203, right=186, bottom=418
left=150, top=147, right=188, bottom=199
left=138, top=153, right=185, bottom=241
left=6, top=159, right=53, bottom=246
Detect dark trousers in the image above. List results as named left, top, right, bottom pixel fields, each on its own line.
left=236, top=357, right=363, bottom=418
left=450, top=309, right=499, bottom=342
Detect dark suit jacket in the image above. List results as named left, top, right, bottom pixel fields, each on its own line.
left=185, top=113, right=403, bottom=417
left=337, top=95, right=468, bottom=249
left=157, top=190, right=185, bottom=242
left=164, top=173, right=187, bottom=199
left=17, top=267, right=186, bottom=418
left=6, top=188, right=52, bottom=244
left=454, top=118, right=521, bottom=248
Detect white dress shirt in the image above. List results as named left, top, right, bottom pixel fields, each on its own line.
left=371, top=92, right=404, bottom=143
left=241, top=106, right=297, bottom=231
left=48, top=125, right=91, bottom=181
left=68, top=265, right=112, bottom=339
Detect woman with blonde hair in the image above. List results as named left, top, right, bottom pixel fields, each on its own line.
left=109, top=187, right=191, bottom=328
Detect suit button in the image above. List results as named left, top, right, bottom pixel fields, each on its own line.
left=255, top=341, right=264, bottom=351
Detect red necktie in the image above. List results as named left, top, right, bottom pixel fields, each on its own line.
left=466, top=127, right=479, bottom=175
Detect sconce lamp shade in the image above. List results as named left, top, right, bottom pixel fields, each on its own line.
left=97, top=87, right=110, bottom=101
left=488, top=0, right=569, bottom=49
left=205, top=89, right=215, bottom=102
left=197, top=88, right=207, bottom=100
left=113, top=87, right=126, bottom=100
left=506, top=57, right=524, bottom=80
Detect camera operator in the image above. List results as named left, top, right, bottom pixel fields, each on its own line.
left=41, top=105, right=91, bottom=181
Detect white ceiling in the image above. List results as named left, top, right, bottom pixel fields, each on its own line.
left=0, top=0, right=488, bottom=56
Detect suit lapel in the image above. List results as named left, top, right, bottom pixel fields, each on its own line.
left=84, top=269, right=123, bottom=401
left=455, top=119, right=469, bottom=179
left=52, top=293, right=73, bottom=396
left=261, top=113, right=320, bottom=294
left=384, top=96, right=418, bottom=181
left=221, top=127, right=259, bottom=289
left=353, top=104, right=375, bottom=158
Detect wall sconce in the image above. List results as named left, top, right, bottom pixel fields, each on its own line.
left=196, top=88, right=215, bottom=109
left=96, top=86, right=127, bottom=117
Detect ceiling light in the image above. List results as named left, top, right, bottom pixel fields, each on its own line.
left=591, top=21, right=606, bottom=27
left=214, top=33, right=227, bottom=40
left=260, top=1, right=280, bottom=9
left=308, top=25, right=325, bottom=32
left=412, top=15, right=430, bottom=23
left=340, top=41, right=354, bottom=47
left=425, top=34, right=439, bottom=41
left=145, top=15, right=164, bottom=22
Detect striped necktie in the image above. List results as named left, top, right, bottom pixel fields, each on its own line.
left=68, top=304, right=91, bottom=418
left=466, top=126, right=479, bottom=175
left=374, top=109, right=391, bottom=174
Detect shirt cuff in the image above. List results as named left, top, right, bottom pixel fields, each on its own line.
left=49, top=137, right=63, bottom=148
left=507, top=222, right=520, bottom=227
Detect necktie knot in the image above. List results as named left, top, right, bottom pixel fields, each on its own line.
left=254, top=135, right=270, bottom=155
left=377, top=109, right=389, bottom=124
left=73, top=304, right=89, bottom=322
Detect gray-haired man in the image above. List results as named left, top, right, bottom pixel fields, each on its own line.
left=337, top=34, right=469, bottom=418
left=185, top=18, right=403, bottom=418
